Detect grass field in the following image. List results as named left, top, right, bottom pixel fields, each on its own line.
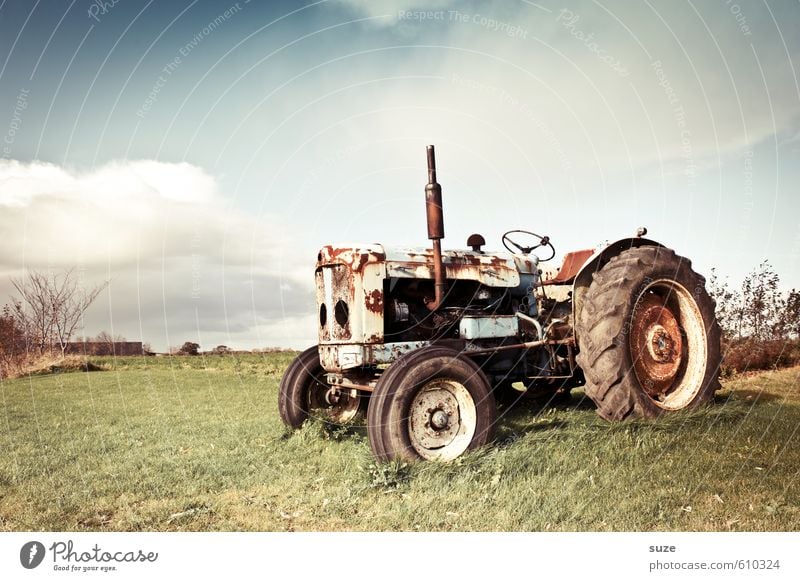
left=0, top=353, right=798, bottom=531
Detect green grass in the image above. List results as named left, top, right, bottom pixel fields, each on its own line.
left=1, top=353, right=798, bottom=531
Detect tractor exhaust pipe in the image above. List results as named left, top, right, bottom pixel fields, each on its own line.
left=424, top=145, right=446, bottom=311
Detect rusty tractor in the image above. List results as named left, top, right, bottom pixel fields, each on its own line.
left=279, top=145, right=721, bottom=462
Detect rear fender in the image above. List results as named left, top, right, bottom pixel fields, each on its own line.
left=571, top=237, right=664, bottom=344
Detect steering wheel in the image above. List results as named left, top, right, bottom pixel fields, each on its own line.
left=502, top=230, right=556, bottom=262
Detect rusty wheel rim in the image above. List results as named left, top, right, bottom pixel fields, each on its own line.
left=306, top=373, right=360, bottom=424
left=408, top=378, right=476, bottom=461
left=629, top=280, right=707, bottom=410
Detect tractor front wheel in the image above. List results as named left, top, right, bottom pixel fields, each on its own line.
left=278, top=346, right=361, bottom=428
left=367, top=347, right=496, bottom=462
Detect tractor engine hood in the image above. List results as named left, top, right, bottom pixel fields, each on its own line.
left=317, top=244, right=537, bottom=287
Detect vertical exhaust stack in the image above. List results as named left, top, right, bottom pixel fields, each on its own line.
left=425, top=145, right=446, bottom=311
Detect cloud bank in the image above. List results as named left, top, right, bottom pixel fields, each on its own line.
left=0, top=159, right=316, bottom=351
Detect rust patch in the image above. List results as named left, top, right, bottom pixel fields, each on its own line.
left=365, top=288, right=384, bottom=314
left=630, top=293, right=683, bottom=397
left=403, top=249, right=508, bottom=269
left=317, top=245, right=385, bottom=272
left=450, top=253, right=507, bottom=268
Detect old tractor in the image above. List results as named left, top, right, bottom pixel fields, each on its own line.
left=279, top=145, right=720, bottom=462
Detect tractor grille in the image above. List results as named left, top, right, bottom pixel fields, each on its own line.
left=316, top=265, right=352, bottom=341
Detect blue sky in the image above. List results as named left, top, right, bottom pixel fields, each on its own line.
left=1, top=0, right=799, bottom=350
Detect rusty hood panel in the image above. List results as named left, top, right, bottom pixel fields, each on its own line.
left=318, top=244, right=537, bottom=287
left=385, top=247, right=527, bottom=287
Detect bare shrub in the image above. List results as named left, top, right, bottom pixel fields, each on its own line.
left=9, top=269, right=107, bottom=356
left=721, top=338, right=800, bottom=377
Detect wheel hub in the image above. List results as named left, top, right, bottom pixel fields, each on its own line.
left=430, top=409, right=450, bottom=430
left=630, top=292, right=684, bottom=398
left=325, top=388, right=340, bottom=405
left=307, top=379, right=360, bottom=424
left=647, top=325, right=677, bottom=363
left=408, top=378, right=476, bottom=460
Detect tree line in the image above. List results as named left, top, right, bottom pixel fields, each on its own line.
left=708, top=260, right=800, bottom=374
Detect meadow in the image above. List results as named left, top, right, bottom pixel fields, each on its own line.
left=1, top=353, right=797, bottom=531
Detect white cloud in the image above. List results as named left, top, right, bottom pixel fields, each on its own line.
left=0, top=159, right=238, bottom=268
left=0, top=159, right=316, bottom=350
left=0, top=158, right=311, bottom=271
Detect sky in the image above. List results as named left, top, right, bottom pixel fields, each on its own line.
left=0, top=0, right=799, bottom=351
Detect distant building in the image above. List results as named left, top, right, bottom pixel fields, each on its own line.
left=64, top=341, right=146, bottom=356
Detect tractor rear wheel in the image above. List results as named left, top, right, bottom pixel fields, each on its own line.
left=575, top=246, right=720, bottom=420
left=278, top=346, right=361, bottom=428
left=367, top=346, right=496, bottom=462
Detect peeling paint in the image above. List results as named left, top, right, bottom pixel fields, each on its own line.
left=365, top=288, right=384, bottom=314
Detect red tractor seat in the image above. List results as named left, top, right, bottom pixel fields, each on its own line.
left=540, top=249, right=594, bottom=285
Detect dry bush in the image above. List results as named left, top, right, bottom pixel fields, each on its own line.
left=721, top=338, right=800, bottom=377
left=0, top=352, right=32, bottom=379
left=709, top=261, right=800, bottom=376
left=2, top=354, right=104, bottom=379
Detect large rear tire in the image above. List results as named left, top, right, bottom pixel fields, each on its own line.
left=278, top=346, right=361, bottom=428
left=367, top=346, right=496, bottom=462
left=575, top=246, right=721, bottom=420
